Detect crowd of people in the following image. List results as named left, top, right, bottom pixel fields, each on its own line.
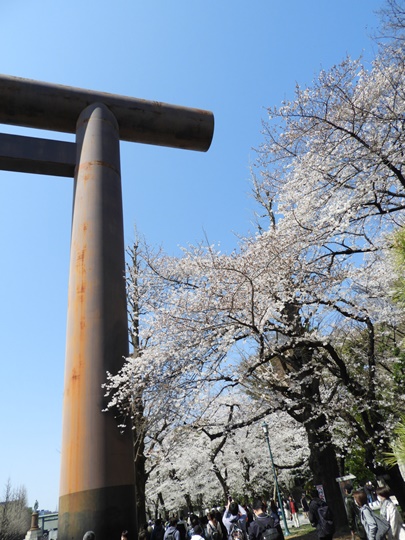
left=344, top=484, right=405, bottom=540
left=136, top=493, right=318, bottom=540
left=74, top=484, right=405, bottom=540
left=133, top=482, right=405, bottom=540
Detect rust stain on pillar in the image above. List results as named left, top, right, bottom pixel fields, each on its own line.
left=58, top=103, right=136, bottom=540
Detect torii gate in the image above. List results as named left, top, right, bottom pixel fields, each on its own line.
left=0, top=75, right=214, bottom=540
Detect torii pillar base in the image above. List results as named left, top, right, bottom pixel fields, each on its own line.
left=58, top=103, right=136, bottom=540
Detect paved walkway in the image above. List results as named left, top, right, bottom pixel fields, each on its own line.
left=280, top=512, right=311, bottom=533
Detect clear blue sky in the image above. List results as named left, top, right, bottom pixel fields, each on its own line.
left=0, top=0, right=383, bottom=512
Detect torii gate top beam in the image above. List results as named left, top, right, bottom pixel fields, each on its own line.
left=0, top=74, right=214, bottom=152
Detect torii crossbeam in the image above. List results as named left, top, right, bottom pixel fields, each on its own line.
left=0, top=74, right=214, bottom=540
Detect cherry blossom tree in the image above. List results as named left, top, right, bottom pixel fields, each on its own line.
left=106, top=222, right=405, bottom=528
left=144, top=407, right=308, bottom=517
left=105, top=238, right=313, bottom=522
left=377, top=0, right=405, bottom=43
left=105, top=1, right=405, bottom=528
left=254, top=34, right=405, bottom=263
left=251, top=2, right=405, bottom=508
left=104, top=238, right=198, bottom=526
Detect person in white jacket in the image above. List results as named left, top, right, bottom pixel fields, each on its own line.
left=376, top=487, right=405, bottom=540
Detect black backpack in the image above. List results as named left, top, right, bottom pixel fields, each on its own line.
left=317, top=503, right=335, bottom=536
left=256, top=516, right=280, bottom=540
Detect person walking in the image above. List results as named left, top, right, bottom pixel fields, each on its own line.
left=301, top=494, right=309, bottom=519
left=376, top=487, right=405, bottom=540
left=308, top=489, right=335, bottom=540
left=248, top=499, right=283, bottom=540
left=344, top=485, right=366, bottom=540
left=268, top=500, right=280, bottom=526
left=353, top=489, right=389, bottom=540
left=177, top=516, right=188, bottom=540
left=288, top=496, right=299, bottom=528
left=283, top=500, right=291, bottom=521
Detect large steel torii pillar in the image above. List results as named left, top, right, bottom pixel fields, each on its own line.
left=0, top=75, right=214, bottom=540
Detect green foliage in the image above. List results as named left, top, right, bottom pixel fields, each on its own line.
left=383, top=416, right=405, bottom=469
left=343, top=446, right=374, bottom=486
left=391, top=229, right=405, bottom=306
left=392, top=351, right=405, bottom=388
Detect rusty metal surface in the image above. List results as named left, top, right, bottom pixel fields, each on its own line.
left=58, top=485, right=136, bottom=540
left=0, top=74, right=214, bottom=151
left=60, top=104, right=135, bottom=515
left=0, top=132, right=75, bottom=177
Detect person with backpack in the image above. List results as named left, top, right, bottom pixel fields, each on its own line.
left=214, top=508, right=229, bottom=540
left=164, top=518, right=180, bottom=540
left=248, top=499, right=284, bottom=540
left=376, top=487, right=404, bottom=540
left=308, top=488, right=335, bottom=540
left=353, top=489, right=390, bottom=540
left=207, top=512, right=223, bottom=540
left=222, top=499, right=247, bottom=540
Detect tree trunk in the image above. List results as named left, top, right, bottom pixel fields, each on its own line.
left=158, top=492, right=168, bottom=521
left=132, top=389, right=147, bottom=531
left=134, top=437, right=147, bottom=529
left=306, top=415, right=348, bottom=532
left=211, top=463, right=229, bottom=501
left=283, top=339, right=348, bottom=531
left=184, top=493, right=194, bottom=514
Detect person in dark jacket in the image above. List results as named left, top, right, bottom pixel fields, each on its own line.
left=301, top=494, right=309, bottom=519
left=151, top=519, right=165, bottom=540
left=268, top=500, right=280, bottom=526
left=308, top=489, right=335, bottom=540
left=344, top=486, right=366, bottom=540
left=248, top=499, right=284, bottom=540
